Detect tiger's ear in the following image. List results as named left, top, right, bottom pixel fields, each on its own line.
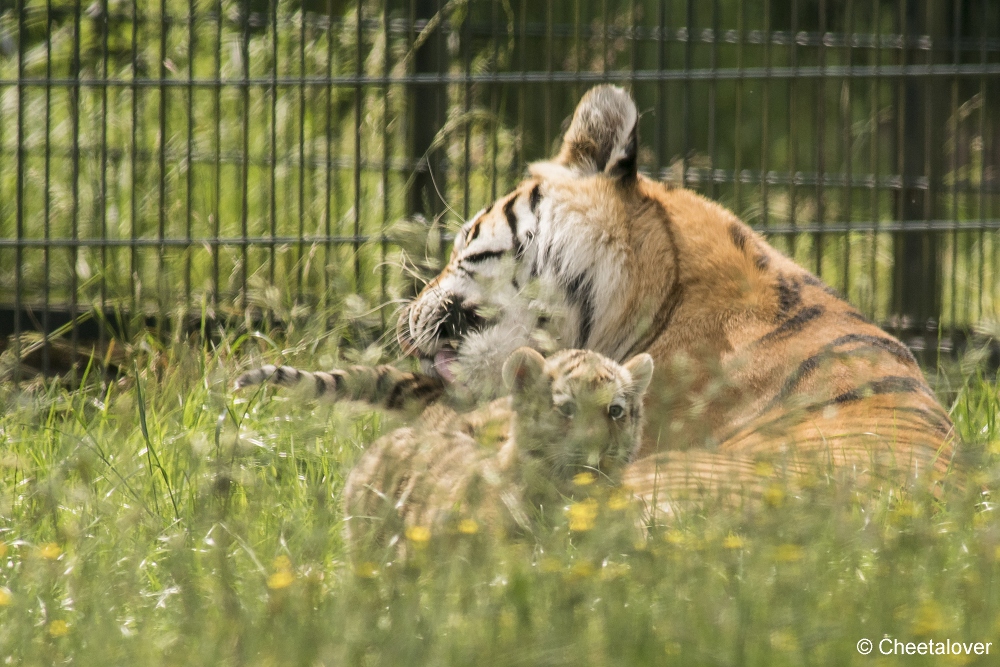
left=623, top=353, right=654, bottom=397
left=555, top=85, right=638, bottom=181
left=502, top=347, right=548, bottom=395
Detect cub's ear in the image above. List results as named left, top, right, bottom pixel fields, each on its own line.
left=556, top=85, right=638, bottom=181
left=623, top=353, right=654, bottom=397
left=502, top=347, right=548, bottom=394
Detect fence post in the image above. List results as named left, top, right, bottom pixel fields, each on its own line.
left=892, top=0, right=945, bottom=334
left=408, top=0, right=449, bottom=249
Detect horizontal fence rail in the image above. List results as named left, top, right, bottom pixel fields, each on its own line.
left=0, top=0, right=998, bottom=378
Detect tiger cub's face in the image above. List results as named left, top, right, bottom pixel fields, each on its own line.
left=503, top=347, right=654, bottom=483
left=397, top=85, right=647, bottom=394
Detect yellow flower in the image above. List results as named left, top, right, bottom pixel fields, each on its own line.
left=458, top=519, right=479, bottom=535
left=722, top=533, right=744, bottom=550
left=763, top=485, right=785, bottom=508
left=774, top=544, right=803, bottom=562
left=354, top=561, right=378, bottom=579
left=272, top=555, right=292, bottom=572
left=607, top=490, right=630, bottom=511
left=39, top=543, right=61, bottom=560
left=0, top=588, right=11, bottom=606
left=539, top=557, right=562, bottom=573
left=913, top=601, right=945, bottom=636
left=267, top=570, right=295, bottom=590
left=567, top=498, right=598, bottom=532
left=663, top=530, right=686, bottom=545
left=48, top=620, right=69, bottom=637
left=770, top=630, right=798, bottom=652
left=572, top=472, right=596, bottom=486
left=568, top=561, right=594, bottom=579
left=405, top=525, right=431, bottom=543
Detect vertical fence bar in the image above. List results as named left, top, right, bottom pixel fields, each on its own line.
left=788, top=0, right=799, bottom=256
left=42, top=0, right=52, bottom=375
left=815, top=0, right=827, bottom=277
left=760, top=0, right=770, bottom=227
left=977, top=0, right=987, bottom=322
left=212, top=0, right=222, bottom=310
left=69, top=0, right=82, bottom=372
left=708, top=0, right=719, bottom=202
left=239, top=2, right=251, bottom=313
left=130, top=0, right=141, bottom=318
left=325, top=0, right=334, bottom=308
left=99, top=0, right=109, bottom=355
left=868, top=1, right=882, bottom=319
left=185, top=0, right=195, bottom=319
left=733, top=0, right=743, bottom=212
left=654, top=0, right=666, bottom=171
left=298, top=4, right=308, bottom=300
left=948, top=0, right=960, bottom=329
left=841, top=0, right=854, bottom=297
left=158, top=0, right=169, bottom=335
left=13, top=0, right=25, bottom=386
left=353, top=0, right=363, bottom=288
left=681, top=0, right=692, bottom=188
left=489, top=0, right=499, bottom=202
left=269, top=0, right=278, bottom=288
left=462, top=4, right=471, bottom=222
left=381, top=0, right=391, bottom=321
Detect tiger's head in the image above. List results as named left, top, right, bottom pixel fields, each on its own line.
left=502, top=347, right=654, bottom=483
left=398, top=85, right=674, bottom=394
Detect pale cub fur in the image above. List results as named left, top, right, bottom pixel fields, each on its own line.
left=342, top=347, right=653, bottom=552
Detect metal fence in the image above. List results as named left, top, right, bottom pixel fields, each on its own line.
left=1, top=0, right=998, bottom=375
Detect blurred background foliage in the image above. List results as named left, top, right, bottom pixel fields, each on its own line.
left=0, top=0, right=997, bottom=359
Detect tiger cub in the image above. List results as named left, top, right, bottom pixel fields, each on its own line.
left=341, top=347, right=652, bottom=551
left=238, top=349, right=651, bottom=547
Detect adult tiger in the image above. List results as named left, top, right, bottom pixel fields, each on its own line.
left=397, top=85, right=958, bottom=510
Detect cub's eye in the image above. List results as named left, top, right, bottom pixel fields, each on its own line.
left=557, top=401, right=577, bottom=418
left=608, top=404, right=626, bottom=420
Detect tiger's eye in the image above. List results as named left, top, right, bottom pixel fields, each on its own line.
left=557, top=401, right=577, bottom=418
left=608, top=404, right=625, bottom=420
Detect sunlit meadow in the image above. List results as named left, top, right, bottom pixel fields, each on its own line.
left=0, top=319, right=999, bottom=666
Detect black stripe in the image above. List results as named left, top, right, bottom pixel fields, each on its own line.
left=503, top=199, right=524, bottom=259
left=766, top=334, right=920, bottom=410
left=565, top=273, right=594, bottom=347
left=844, top=310, right=872, bottom=324
left=728, top=222, right=749, bottom=252
left=529, top=183, right=541, bottom=215
left=887, top=406, right=954, bottom=437
left=802, top=273, right=842, bottom=298
left=759, top=305, right=825, bottom=344
left=775, top=275, right=802, bottom=321
left=315, top=373, right=329, bottom=396
left=754, top=250, right=770, bottom=272
left=467, top=220, right=481, bottom=243
left=463, top=250, right=505, bottom=264
left=831, top=375, right=926, bottom=405
left=829, top=333, right=917, bottom=365
left=623, top=199, right=682, bottom=359
left=740, top=375, right=940, bottom=443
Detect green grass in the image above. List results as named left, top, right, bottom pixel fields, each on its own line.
left=1, top=325, right=999, bottom=666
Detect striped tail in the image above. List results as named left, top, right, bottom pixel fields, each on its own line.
left=234, top=364, right=445, bottom=411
